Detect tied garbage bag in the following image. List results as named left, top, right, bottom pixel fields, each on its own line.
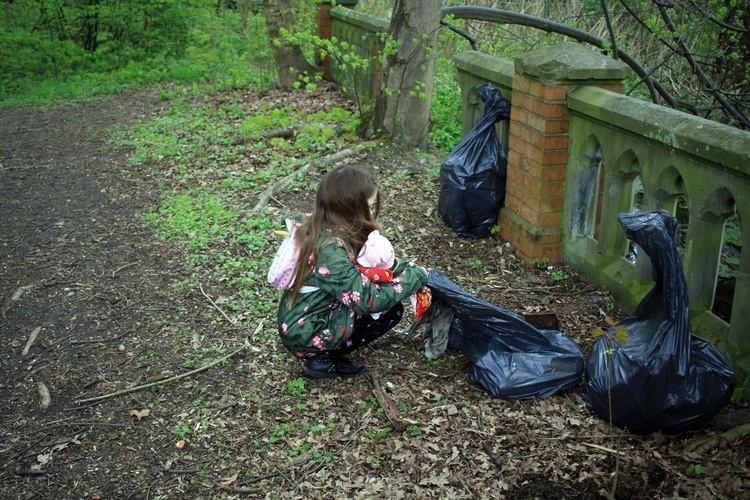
left=438, top=83, right=511, bottom=238
left=427, top=269, right=584, bottom=399
left=584, top=211, right=735, bottom=434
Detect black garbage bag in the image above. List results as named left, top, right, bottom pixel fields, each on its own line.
left=438, top=83, right=511, bottom=238
left=427, top=269, right=585, bottom=399
left=583, top=211, right=735, bottom=434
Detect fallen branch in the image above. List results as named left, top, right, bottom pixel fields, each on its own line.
left=263, top=127, right=300, bottom=139
left=74, top=322, right=264, bottom=405
left=199, top=283, right=235, bottom=325
left=368, top=373, right=407, bottom=431
left=249, top=143, right=375, bottom=215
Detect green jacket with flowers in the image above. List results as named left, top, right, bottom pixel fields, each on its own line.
left=276, top=235, right=428, bottom=358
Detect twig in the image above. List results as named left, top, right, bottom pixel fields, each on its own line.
left=24, top=363, right=49, bottom=380
left=241, top=472, right=280, bottom=485
left=390, top=363, right=461, bottom=379
left=481, top=441, right=503, bottom=471
left=215, top=483, right=262, bottom=494
left=74, top=322, right=263, bottom=405
left=15, top=469, right=45, bottom=477
left=112, top=262, right=138, bottom=277
left=582, top=442, right=626, bottom=455
left=600, top=0, right=619, bottom=60
left=69, top=327, right=136, bottom=345
left=199, top=283, right=235, bottom=325
left=22, top=327, right=42, bottom=356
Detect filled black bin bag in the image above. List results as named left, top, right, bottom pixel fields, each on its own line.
left=584, top=211, right=734, bottom=434
left=427, top=269, right=584, bottom=399
left=438, top=83, right=511, bottom=238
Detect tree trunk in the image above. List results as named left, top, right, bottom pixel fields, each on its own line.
left=373, top=0, right=441, bottom=148
left=263, top=0, right=313, bottom=88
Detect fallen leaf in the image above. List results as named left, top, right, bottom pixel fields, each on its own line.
left=591, top=327, right=606, bottom=339
left=219, top=471, right=239, bottom=487
left=130, top=409, right=150, bottom=421
left=175, top=439, right=187, bottom=449
left=614, top=326, right=630, bottom=345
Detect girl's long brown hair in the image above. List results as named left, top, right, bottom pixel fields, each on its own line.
left=286, top=164, right=381, bottom=306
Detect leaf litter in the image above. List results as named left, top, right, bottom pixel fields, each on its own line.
left=0, top=85, right=747, bottom=498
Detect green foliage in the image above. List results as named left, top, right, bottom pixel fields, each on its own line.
left=604, top=295, right=616, bottom=312
left=531, top=257, right=550, bottom=269
left=367, top=426, right=393, bottom=444
left=428, top=36, right=463, bottom=152
left=143, top=190, right=237, bottom=250
left=1, top=0, right=274, bottom=105
left=269, top=423, right=293, bottom=444
left=242, top=105, right=359, bottom=150
left=467, top=258, right=484, bottom=269
left=550, top=267, right=570, bottom=282
left=172, top=424, right=192, bottom=439
left=277, top=27, right=377, bottom=119
left=687, top=463, right=704, bottom=475
left=286, top=377, right=307, bottom=397
left=731, top=386, right=744, bottom=404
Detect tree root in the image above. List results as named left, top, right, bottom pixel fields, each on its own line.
left=687, top=423, right=750, bottom=455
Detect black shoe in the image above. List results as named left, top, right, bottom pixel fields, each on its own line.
left=304, top=354, right=365, bottom=379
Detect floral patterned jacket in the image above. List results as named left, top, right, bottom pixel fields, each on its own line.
left=276, top=234, right=428, bottom=358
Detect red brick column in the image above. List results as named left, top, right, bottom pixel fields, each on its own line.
left=316, top=3, right=333, bottom=79
left=498, top=43, right=627, bottom=264
left=316, top=1, right=359, bottom=80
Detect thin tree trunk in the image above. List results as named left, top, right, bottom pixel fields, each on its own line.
left=373, top=0, right=441, bottom=148
left=263, top=0, right=313, bottom=88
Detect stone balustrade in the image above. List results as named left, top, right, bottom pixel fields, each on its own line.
left=318, top=4, right=750, bottom=393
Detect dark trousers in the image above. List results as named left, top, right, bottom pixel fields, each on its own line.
left=332, top=302, right=404, bottom=355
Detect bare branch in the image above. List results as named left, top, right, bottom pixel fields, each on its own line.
left=441, top=6, right=674, bottom=106
left=600, top=0, right=620, bottom=60
left=684, top=0, right=749, bottom=33
left=656, top=3, right=750, bottom=127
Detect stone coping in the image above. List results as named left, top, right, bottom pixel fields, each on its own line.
left=568, top=86, right=750, bottom=175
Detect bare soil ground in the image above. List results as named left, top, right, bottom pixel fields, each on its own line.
left=1, top=89, right=748, bottom=499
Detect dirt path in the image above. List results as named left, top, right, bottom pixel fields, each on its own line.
left=0, top=95, right=207, bottom=495
left=2, top=95, right=162, bottom=412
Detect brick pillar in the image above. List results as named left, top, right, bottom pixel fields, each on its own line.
left=499, top=43, right=628, bottom=264
left=316, top=0, right=359, bottom=80
left=316, top=3, right=333, bottom=79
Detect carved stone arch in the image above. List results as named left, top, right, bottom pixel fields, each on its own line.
left=612, top=149, right=639, bottom=178
left=653, top=166, right=685, bottom=203
left=582, top=133, right=602, bottom=168
left=699, top=186, right=736, bottom=223
left=568, top=133, right=602, bottom=237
